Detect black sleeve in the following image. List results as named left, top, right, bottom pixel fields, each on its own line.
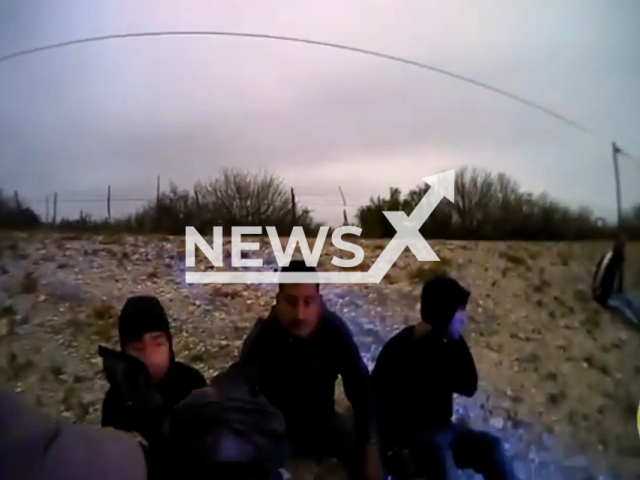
left=616, top=251, right=625, bottom=292
left=447, top=337, right=478, bottom=397
left=371, top=340, right=404, bottom=451
left=592, top=255, right=605, bottom=297
left=334, top=317, right=378, bottom=446
left=239, top=318, right=268, bottom=363
left=188, top=367, right=207, bottom=390
left=238, top=318, right=273, bottom=388
left=101, top=388, right=135, bottom=432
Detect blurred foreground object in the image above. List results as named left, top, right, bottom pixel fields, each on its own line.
left=0, top=386, right=147, bottom=480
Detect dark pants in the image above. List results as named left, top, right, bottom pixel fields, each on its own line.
left=410, top=423, right=516, bottom=480
left=284, top=413, right=362, bottom=480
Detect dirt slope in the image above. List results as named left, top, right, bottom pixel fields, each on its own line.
left=0, top=233, right=639, bottom=479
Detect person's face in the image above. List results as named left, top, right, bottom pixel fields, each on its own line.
left=446, top=308, right=467, bottom=341
left=123, top=331, right=171, bottom=383
left=275, top=284, right=323, bottom=338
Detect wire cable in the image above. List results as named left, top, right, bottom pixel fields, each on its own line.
left=0, top=30, right=595, bottom=135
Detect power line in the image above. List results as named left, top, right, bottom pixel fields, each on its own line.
left=0, top=30, right=595, bottom=135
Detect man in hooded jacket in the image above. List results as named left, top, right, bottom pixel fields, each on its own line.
left=592, top=233, right=639, bottom=325
left=372, top=275, right=515, bottom=480
left=101, top=295, right=207, bottom=444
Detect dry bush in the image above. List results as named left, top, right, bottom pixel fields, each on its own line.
left=357, top=166, right=639, bottom=241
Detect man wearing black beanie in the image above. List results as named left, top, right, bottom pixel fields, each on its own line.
left=372, top=275, right=516, bottom=480
left=101, top=295, right=206, bottom=443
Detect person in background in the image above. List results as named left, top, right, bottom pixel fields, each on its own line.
left=372, top=275, right=516, bottom=480
left=0, top=386, right=148, bottom=480
left=101, top=295, right=207, bottom=443
left=238, top=261, right=383, bottom=480
left=592, top=232, right=640, bottom=325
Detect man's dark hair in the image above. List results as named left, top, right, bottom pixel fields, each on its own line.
left=278, top=260, right=319, bottom=292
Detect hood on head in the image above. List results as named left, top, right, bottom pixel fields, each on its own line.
left=118, top=295, right=173, bottom=357
left=420, top=275, right=470, bottom=333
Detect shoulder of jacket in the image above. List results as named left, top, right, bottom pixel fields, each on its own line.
left=321, top=309, right=348, bottom=329
left=172, top=361, right=203, bottom=377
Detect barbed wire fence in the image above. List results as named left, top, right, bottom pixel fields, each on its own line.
left=9, top=149, right=640, bottom=228
left=11, top=178, right=373, bottom=227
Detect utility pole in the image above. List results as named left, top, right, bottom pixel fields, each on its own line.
left=45, top=195, right=50, bottom=224
left=612, top=142, right=623, bottom=229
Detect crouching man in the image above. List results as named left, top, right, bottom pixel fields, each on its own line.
left=372, top=275, right=516, bottom=480
left=238, top=261, right=383, bottom=480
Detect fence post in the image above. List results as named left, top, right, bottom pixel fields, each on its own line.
left=107, top=185, right=111, bottom=222
left=156, top=176, right=161, bottom=231
left=339, top=186, right=348, bottom=226
left=291, top=188, right=297, bottom=227
left=52, top=192, right=58, bottom=226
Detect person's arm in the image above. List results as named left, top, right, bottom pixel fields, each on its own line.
left=616, top=251, right=625, bottom=292
left=334, top=317, right=378, bottom=446
left=592, top=255, right=606, bottom=298
left=447, top=337, right=478, bottom=397
left=371, top=340, right=404, bottom=451
left=239, top=317, right=268, bottom=363
left=189, top=367, right=208, bottom=390
left=237, top=317, right=274, bottom=388
left=101, top=388, right=136, bottom=432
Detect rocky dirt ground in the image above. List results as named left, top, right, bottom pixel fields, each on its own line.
left=0, top=232, right=639, bottom=480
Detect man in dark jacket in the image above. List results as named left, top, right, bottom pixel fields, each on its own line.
left=101, top=295, right=207, bottom=443
left=592, top=233, right=639, bottom=325
left=238, top=261, right=383, bottom=480
left=372, top=275, right=515, bottom=480
left=0, top=386, right=147, bottom=480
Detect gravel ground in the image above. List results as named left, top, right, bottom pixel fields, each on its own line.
left=1, top=232, right=639, bottom=480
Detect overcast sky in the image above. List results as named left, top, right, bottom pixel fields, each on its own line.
left=1, top=0, right=639, bottom=225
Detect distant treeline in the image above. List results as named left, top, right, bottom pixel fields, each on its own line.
left=1, top=167, right=639, bottom=241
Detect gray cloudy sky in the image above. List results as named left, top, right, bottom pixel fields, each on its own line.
left=1, top=0, right=639, bottom=225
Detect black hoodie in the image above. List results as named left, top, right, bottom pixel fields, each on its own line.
left=101, top=296, right=207, bottom=442
left=238, top=307, right=377, bottom=447
left=371, top=276, right=477, bottom=450
left=592, top=245, right=625, bottom=306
